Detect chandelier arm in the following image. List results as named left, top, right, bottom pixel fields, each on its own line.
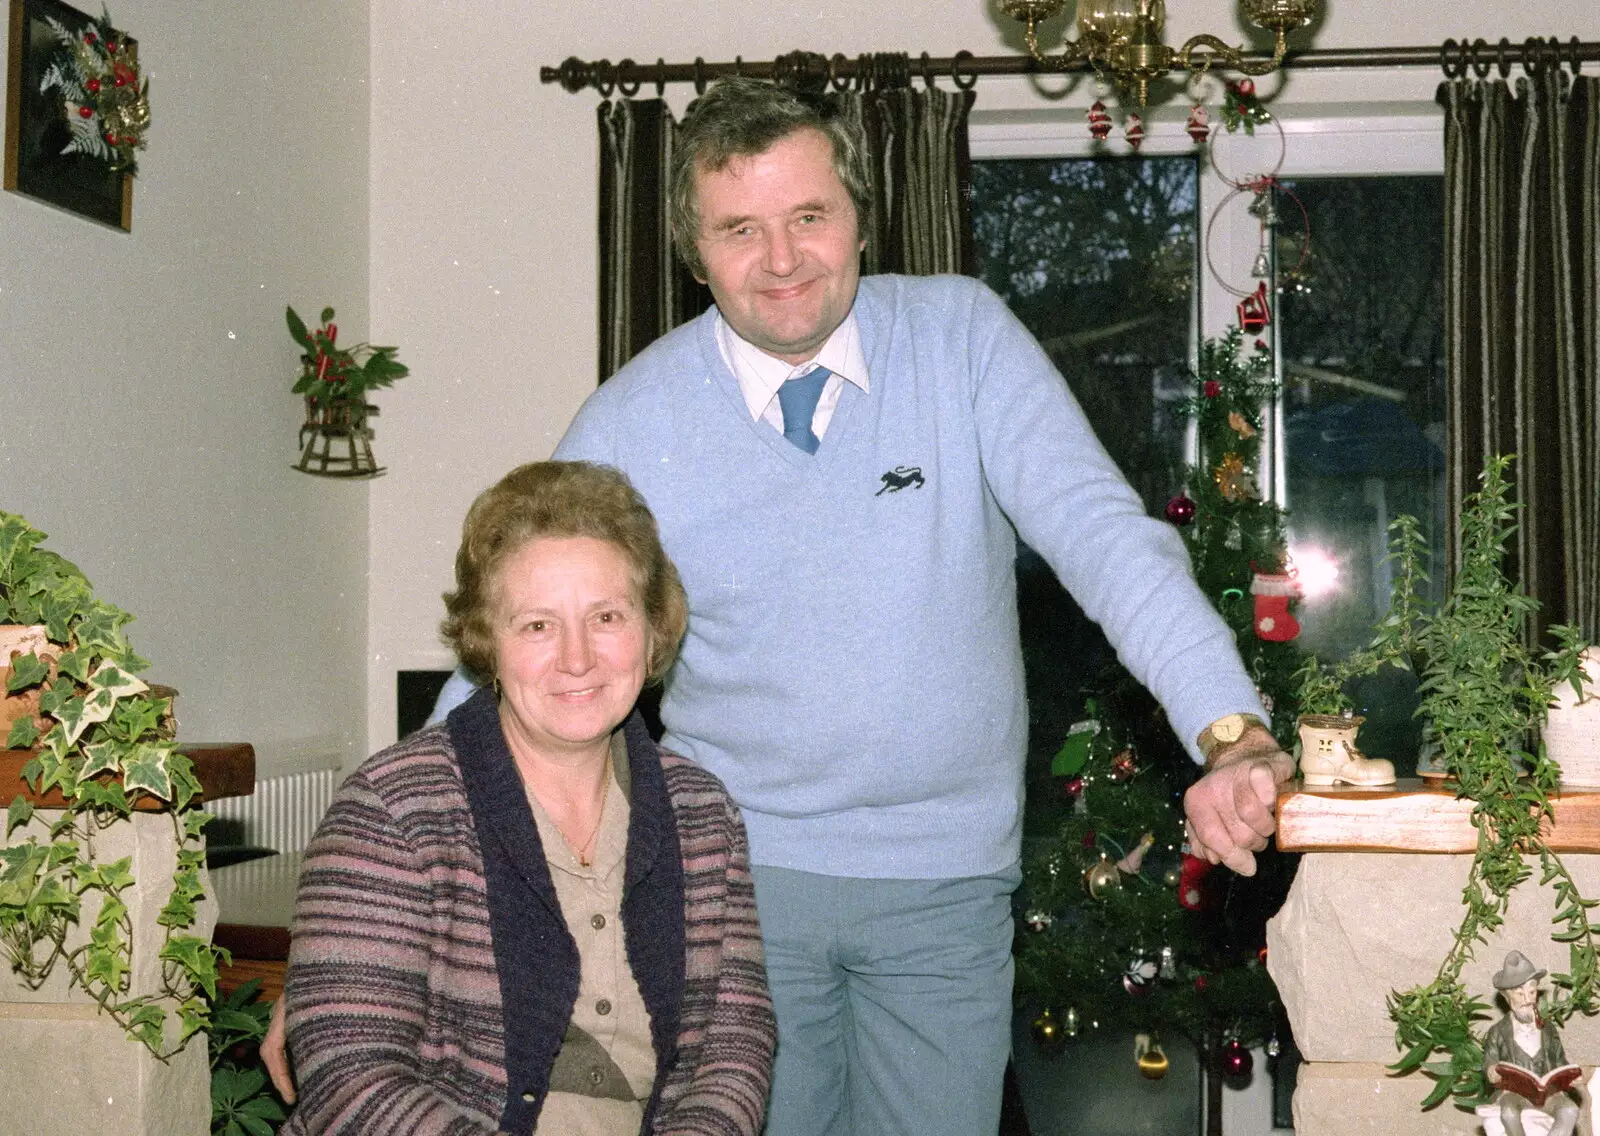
left=1021, top=22, right=1097, bottom=72
left=1179, top=32, right=1289, bottom=77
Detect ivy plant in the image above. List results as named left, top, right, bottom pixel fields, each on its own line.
left=1298, top=457, right=1592, bottom=1111
left=1, top=510, right=225, bottom=1055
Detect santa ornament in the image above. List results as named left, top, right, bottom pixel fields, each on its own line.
left=1250, top=571, right=1302, bottom=642
left=1087, top=100, right=1112, bottom=141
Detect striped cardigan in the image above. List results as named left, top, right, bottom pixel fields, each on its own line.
left=282, top=689, right=775, bottom=1135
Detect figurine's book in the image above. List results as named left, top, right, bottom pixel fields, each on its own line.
left=1493, top=1063, right=1583, bottom=1107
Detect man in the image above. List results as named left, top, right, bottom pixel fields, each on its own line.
left=1483, top=951, right=1580, bottom=1136
left=550, top=78, right=1291, bottom=1135
left=266, top=77, right=1293, bottom=1132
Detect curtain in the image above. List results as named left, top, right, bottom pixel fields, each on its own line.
left=840, top=77, right=977, bottom=277
left=596, top=99, right=710, bottom=384
left=595, top=65, right=976, bottom=381
left=1440, top=68, right=1600, bottom=642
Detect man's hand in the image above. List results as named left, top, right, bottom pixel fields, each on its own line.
left=263, top=996, right=296, bottom=1104
left=1182, top=725, right=1295, bottom=877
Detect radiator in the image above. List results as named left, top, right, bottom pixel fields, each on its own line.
left=208, top=767, right=339, bottom=854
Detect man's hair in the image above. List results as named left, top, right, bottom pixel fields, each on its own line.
left=669, top=77, right=872, bottom=279
left=440, top=461, right=688, bottom=683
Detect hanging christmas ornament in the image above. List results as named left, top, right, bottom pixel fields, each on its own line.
left=1087, top=100, right=1113, bottom=141
left=1258, top=688, right=1276, bottom=717
left=1211, top=453, right=1258, bottom=502
left=1202, top=379, right=1222, bottom=398
left=1159, top=945, right=1177, bottom=977
left=1224, top=519, right=1243, bottom=551
left=1024, top=909, right=1053, bottom=933
left=1123, top=112, right=1145, bottom=151
left=1110, top=747, right=1138, bottom=782
left=1032, top=1007, right=1068, bottom=1053
left=1251, top=571, right=1303, bottom=642
left=1177, top=851, right=1214, bottom=911
left=1247, top=188, right=1279, bottom=225
left=1051, top=719, right=1100, bottom=777
left=1116, top=832, right=1155, bottom=875
left=1084, top=855, right=1123, bottom=900
left=1060, top=773, right=1085, bottom=802
left=1164, top=494, right=1197, bottom=526
left=1265, top=1035, right=1282, bottom=1059
left=1250, top=248, right=1273, bottom=279
left=1063, top=1006, right=1080, bottom=1037
left=1193, top=972, right=1209, bottom=992
left=1185, top=102, right=1210, bottom=145
left=1237, top=281, right=1271, bottom=334
left=1220, top=1038, right=1254, bottom=1079
left=1136, top=1034, right=1171, bottom=1079
left=1162, top=865, right=1182, bottom=888
left=1123, top=955, right=1159, bottom=995
left=1081, top=828, right=1098, bottom=848
left=1227, top=411, right=1257, bottom=439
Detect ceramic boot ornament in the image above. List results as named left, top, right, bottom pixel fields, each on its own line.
left=1295, top=712, right=1395, bottom=786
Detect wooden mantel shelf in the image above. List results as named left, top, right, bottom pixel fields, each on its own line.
left=1276, top=777, right=1600, bottom=854
left=0, top=743, right=256, bottom=810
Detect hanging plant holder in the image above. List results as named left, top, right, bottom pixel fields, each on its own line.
left=294, top=395, right=384, bottom=478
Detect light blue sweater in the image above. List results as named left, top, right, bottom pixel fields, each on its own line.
left=555, top=274, right=1264, bottom=879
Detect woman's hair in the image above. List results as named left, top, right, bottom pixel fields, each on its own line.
left=668, top=76, right=872, bottom=280
left=440, top=461, right=688, bottom=683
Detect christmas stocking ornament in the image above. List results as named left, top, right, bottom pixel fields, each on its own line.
left=1177, top=851, right=1214, bottom=911
left=1250, top=571, right=1302, bottom=642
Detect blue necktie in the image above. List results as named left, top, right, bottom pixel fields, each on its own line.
left=777, top=367, right=830, bottom=454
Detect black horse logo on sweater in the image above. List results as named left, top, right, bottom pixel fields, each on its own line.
left=875, top=466, right=926, bottom=495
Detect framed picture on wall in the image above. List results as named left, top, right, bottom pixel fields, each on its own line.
left=4, top=0, right=141, bottom=230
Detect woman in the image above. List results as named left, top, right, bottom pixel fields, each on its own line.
left=279, top=461, right=775, bottom=1135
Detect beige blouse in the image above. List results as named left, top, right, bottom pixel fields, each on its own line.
left=524, top=735, right=656, bottom=1135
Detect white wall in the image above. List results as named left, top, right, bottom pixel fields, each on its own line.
left=364, top=0, right=1598, bottom=751
left=0, top=1, right=371, bottom=778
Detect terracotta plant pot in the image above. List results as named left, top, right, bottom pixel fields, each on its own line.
left=0, top=624, right=55, bottom=744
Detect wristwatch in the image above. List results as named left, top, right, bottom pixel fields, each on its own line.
left=1197, top=713, right=1267, bottom=763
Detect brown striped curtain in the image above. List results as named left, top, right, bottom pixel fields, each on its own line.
left=596, top=67, right=976, bottom=382
left=1440, top=69, right=1600, bottom=642
left=597, top=99, right=711, bottom=384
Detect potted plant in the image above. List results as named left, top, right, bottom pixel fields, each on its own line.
left=287, top=305, right=409, bottom=477
left=0, top=509, right=221, bottom=1054
left=1292, top=456, right=1593, bottom=1112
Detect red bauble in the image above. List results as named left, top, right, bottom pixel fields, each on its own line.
left=1193, top=973, right=1209, bottom=992
left=1081, top=829, right=1097, bottom=848
left=1203, top=380, right=1222, bottom=398
left=77, top=105, right=93, bottom=118
left=1220, top=1039, right=1253, bottom=1079
left=86, top=78, right=101, bottom=94
left=1164, top=495, right=1197, bottom=526
left=1061, top=774, right=1085, bottom=801
left=1229, top=78, right=1255, bottom=97
left=84, top=30, right=96, bottom=42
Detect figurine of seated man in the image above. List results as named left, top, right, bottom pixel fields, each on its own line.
left=1483, top=951, right=1581, bottom=1136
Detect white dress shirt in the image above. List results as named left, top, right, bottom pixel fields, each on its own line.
left=714, top=310, right=870, bottom=442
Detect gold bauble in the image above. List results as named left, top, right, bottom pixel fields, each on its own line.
left=1031, top=1007, right=1067, bottom=1053
left=1084, top=855, right=1123, bottom=899
left=1138, top=1045, right=1170, bottom=1079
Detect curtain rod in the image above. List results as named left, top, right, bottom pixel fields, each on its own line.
left=541, top=38, right=1598, bottom=95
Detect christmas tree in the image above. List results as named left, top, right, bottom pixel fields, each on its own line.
left=1015, top=327, right=1305, bottom=1124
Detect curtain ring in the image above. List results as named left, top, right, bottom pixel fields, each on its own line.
left=856, top=52, right=873, bottom=91
left=1566, top=36, right=1583, bottom=75
left=951, top=49, right=976, bottom=90
left=1470, top=39, right=1491, bottom=78
left=1439, top=38, right=1463, bottom=80
left=692, top=56, right=707, bottom=95
left=617, top=58, right=641, bottom=97
left=921, top=51, right=935, bottom=89
left=829, top=53, right=851, bottom=91
left=654, top=58, right=667, bottom=97
left=1494, top=39, right=1511, bottom=79
left=594, top=59, right=616, bottom=98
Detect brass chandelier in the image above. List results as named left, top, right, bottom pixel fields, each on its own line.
left=999, top=0, right=1320, bottom=105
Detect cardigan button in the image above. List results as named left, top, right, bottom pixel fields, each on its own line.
left=521, top=1090, right=536, bottom=1103
left=596, top=998, right=612, bottom=1016
left=590, top=913, right=606, bottom=930
left=588, top=1067, right=605, bottom=1087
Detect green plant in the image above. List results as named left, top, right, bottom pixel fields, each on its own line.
left=287, top=306, right=408, bottom=404
left=0, top=510, right=224, bottom=1054
left=1294, top=513, right=1431, bottom=716
left=1297, top=456, right=1592, bottom=1111
left=208, top=979, right=285, bottom=1136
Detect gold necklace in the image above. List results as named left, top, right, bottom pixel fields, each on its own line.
left=567, top=751, right=611, bottom=867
